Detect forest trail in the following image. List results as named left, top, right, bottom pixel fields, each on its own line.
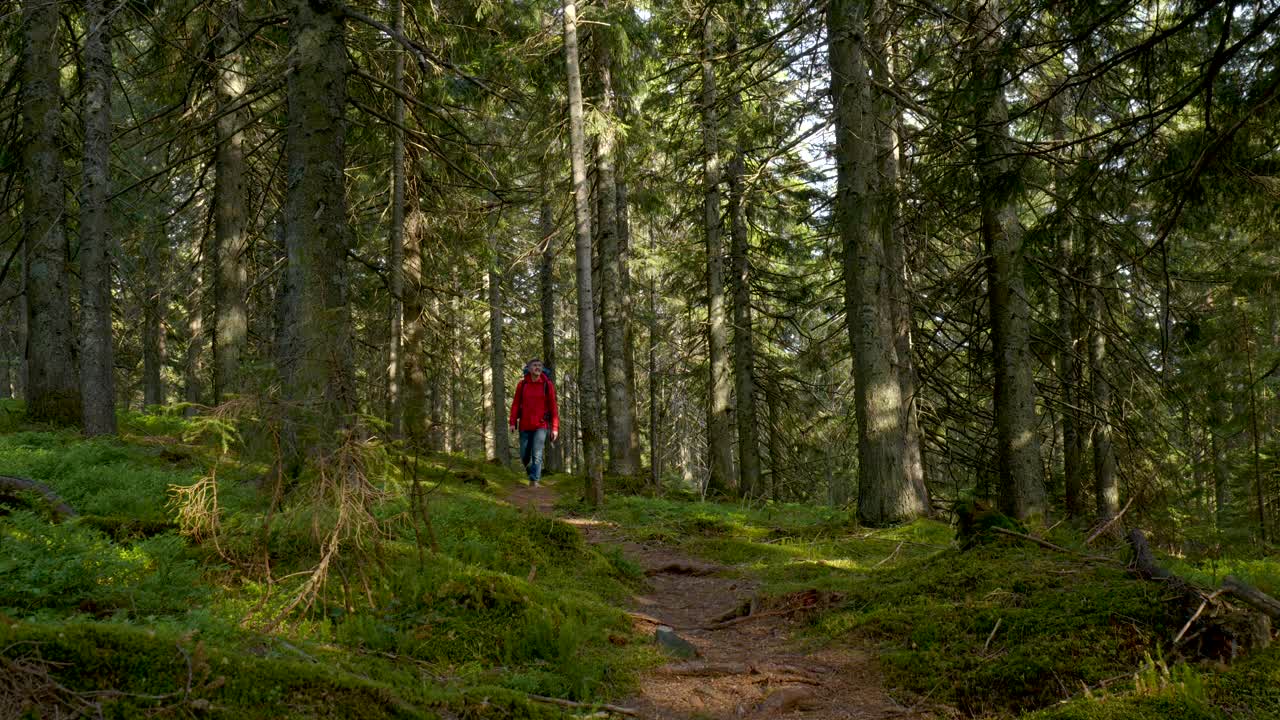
left=507, top=481, right=933, bottom=720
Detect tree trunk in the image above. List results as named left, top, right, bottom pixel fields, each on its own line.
left=540, top=184, right=564, bottom=473
left=701, top=11, right=736, bottom=496
left=280, top=0, right=355, bottom=464
left=481, top=325, right=494, bottom=462
left=872, top=0, right=930, bottom=514
left=79, top=0, right=116, bottom=436
left=401, top=209, right=426, bottom=444
left=594, top=24, right=639, bottom=476
left=488, top=238, right=511, bottom=467
left=616, top=116, right=641, bottom=464
left=448, top=287, right=462, bottom=453
left=21, top=0, right=81, bottom=425
left=562, top=0, right=605, bottom=505
left=726, top=85, right=761, bottom=499
left=648, top=224, right=661, bottom=490
left=1089, top=246, right=1118, bottom=524
left=143, top=226, right=166, bottom=407
left=213, top=0, right=249, bottom=405
left=831, top=0, right=925, bottom=525
left=183, top=267, right=205, bottom=415
left=385, top=0, right=406, bottom=435
left=971, top=0, right=1046, bottom=521
left=428, top=293, right=446, bottom=451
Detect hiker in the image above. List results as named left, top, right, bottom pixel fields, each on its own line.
left=508, top=358, right=559, bottom=486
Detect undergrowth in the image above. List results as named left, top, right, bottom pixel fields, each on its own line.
left=0, top=400, right=653, bottom=718
left=559, top=485, right=1280, bottom=719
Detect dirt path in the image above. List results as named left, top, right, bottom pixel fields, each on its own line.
left=508, top=481, right=933, bottom=720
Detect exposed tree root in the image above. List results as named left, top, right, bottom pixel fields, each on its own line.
left=645, top=561, right=724, bottom=576
left=524, top=693, right=641, bottom=717
left=656, top=660, right=824, bottom=685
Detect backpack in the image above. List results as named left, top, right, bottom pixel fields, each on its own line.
left=516, top=365, right=554, bottom=425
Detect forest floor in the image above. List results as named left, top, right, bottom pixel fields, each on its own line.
left=508, top=480, right=930, bottom=720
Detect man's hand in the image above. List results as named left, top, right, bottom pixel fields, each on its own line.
left=551, top=430, right=558, bottom=442
left=509, top=422, right=517, bottom=432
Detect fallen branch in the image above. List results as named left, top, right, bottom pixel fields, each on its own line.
left=644, top=561, right=723, bottom=577
left=0, top=476, right=77, bottom=520
left=1085, top=497, right=1134, bottom=546
left=1174, top=591, right=1223, bottom=644
left=1223, top=576, right=1280, bottom=621
left=873, top=541, right=905, bottom=567
left=524, top=693, right=641, bottom=717
left=983, top=618, right=1002, bottom=653
left=991, top=527, right=1114, bottom=563
left=700, top=608, right=791, bottom=631
left=657, top=661, right=821, bottom=685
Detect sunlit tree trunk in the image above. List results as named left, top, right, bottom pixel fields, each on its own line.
left=280, top=0, right=355, bottom=464
left=562, top=0, right=605, bottom=505
left=726, top=78, right=761, bottom=499
left=213, top=0, right=249, bottom=404
left=971, top=0, right=1046, bottom=520
left=385, top=0, right=406, bottom=435
left=702, top=10, right=736, bottom=496
left=21, top=0, right=81, bottom=425
left=80, top=0, right=116, bottom=435
left=872, top=0, right=929, bottom=514
left=831, top=0, right=927, bottom=525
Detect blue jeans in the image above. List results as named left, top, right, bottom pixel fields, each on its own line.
left=519, top=428, right=548, bottom=483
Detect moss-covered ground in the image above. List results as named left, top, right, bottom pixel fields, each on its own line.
left=558, top=485, right=1280, bottom=719
left=2, top=397, right=1278, bottom=719
left=0, top=401, right=655, bottom=718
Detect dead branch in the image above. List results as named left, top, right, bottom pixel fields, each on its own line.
left=991, top=527, right=1115, bottom=563
left=524, top=693, right=641, bottom=717
left=0, top=476, right=77, bottom=520
left=1085, top=497, right=1134, bottom=545
left=644, top=561, right=723, bottom=577
left=657, top=660, right=822, bottom=685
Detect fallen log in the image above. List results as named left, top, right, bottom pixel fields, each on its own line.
left=0, top=475, right=77, bottom=520
left=1223, top=576, right=1280, bottom=622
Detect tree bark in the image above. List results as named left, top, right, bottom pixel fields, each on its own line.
left=401, top=209, right=426, bottom=444
left=872, top=0, right=930, bottom=514
left=481, top=324, right=494, bottom=462
left=702, top=11, right=736, bottom=496
left=21, top=0, right=81, bottom=425
left=213, top=0, right=249, bottom=405
left=183, top=264, right=206, bottom=415
left=726, top=84, right=761, bottom=499
left=562, top=0, right=605, bottom=505
left=385, top=0, right=406, bottom=435
left=1089, top=245, right=1118, bottom=524
left=280, top=0, right=355, bottom=465
left=143, top=226, right=166, bottom=407
left=488, top=233, right=512, bottom=467
left=971, top=0, right=1046, bottom=521
left=540, top=182, right=564, bottom=473
left=594, top=19, right=639, bottom=476
left=79, top=0, right=117, bottom=435
left=648, top=223, right=661, bottom=490
left=831, top=0, right=926, bottom=525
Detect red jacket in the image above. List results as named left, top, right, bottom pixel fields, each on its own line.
left=509, top=373, right=559, bottom=433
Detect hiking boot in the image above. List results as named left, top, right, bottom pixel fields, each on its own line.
left=530, top=480, right=540, bottom=488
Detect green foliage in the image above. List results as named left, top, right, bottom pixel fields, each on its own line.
left=0, top=420, right=652, bottom=716
left=0, top=511, right=205, bottom=616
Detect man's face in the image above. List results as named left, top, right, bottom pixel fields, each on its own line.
left=529, top=361, right=543, bottom=378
